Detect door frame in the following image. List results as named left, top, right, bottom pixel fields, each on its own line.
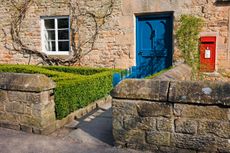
left=134, top=11, right=174, bottom=67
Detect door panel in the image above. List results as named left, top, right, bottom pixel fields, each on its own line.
left=136, top=13, right=173, bottom=78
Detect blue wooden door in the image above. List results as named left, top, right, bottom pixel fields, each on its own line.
left=136, top=13, right=173, bottom=78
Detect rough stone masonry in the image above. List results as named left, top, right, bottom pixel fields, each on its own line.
left=0, top=0, right=230, bottom=70
left=0, top=72, right=113, bottom=135
left=111, top=79, right=230, bottom=152
left=0, top=73, right=56, bottom=134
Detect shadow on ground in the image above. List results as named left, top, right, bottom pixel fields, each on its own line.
left=66, top=107, right=114, bottom=146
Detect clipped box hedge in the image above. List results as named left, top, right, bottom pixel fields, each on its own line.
left=0, top=64, right=118, bottom=119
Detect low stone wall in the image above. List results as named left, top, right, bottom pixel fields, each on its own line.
left=154, top=64, right=192, bottom=81
left=111, top=79, right=230, bottom=152
left=0, top=73, right=112, bottom=135
left=0, top=73, right=56, bottom=134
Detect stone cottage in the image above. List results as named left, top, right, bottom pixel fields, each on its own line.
left=0, top=0, right=229, bottom=72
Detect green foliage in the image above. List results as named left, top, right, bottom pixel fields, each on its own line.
left=176, top=15, right=204, bottom=77
left=54, top=71, right=114, bottom=119
left=0, top=64, right=117, bottom=119
left=43, top=65, right=115, bottom=75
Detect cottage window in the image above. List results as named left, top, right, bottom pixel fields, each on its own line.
left=41, top=16, right=70, bottom=55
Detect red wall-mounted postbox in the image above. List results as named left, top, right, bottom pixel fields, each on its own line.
left=200, top=36, right=216, bottom=72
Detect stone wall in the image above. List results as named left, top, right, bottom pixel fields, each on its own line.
left=0, top=72, right=112, bottom=134
left=0, top=73, right=57, bottom=134
left=111, top=79, right=230, bottom=152
left=0, top=0, right=230, bottom=70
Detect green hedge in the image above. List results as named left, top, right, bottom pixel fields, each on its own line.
left=55, top=71, right=113, bottom=119
left=0, top=64, right=117, bottom=119
left=43, top=65, right=113, bottom=75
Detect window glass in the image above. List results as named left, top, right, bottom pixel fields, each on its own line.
left=58, top=30, right=69, bottom=40
left=58, top=18, right=69, bottom=29
left=58, top=41, right=69, bottom=51
left=44, top=30, right=55, bottom=41
left=45, top=41, right=56, bottom=51
left=44, top=19, right=55, bottom=29
left=42, top=17, right=69, bottom=54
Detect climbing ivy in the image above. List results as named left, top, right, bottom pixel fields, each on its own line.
left=176, top=15, right=204, bottom=79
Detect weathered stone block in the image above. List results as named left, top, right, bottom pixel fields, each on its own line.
left=6, top=102, right=25, bottom=114
left=137, top=102, right=172, bottom=118
left=41, top=114, right=56, bottom=127
left=32, top=103, right=43, bottom=111
left=0, top=112, right=6, bottom=121
left=13, top=102, right=25, bottom=114
left=175, top=119, right=197, bottom=134
left=8, top=91, right=40, bottom=104
left=124, top=130, right=145, bottom=144
left=174, top=104, right=229, bottom=120
left=123, top=116, right=156, bottom=131
left=216, top=138, right=230, bottom=153
left=169, top=81, right=230, bottom=106
left=157, top=117, right=173, bottom=132
left=127, top=143, right=158, bottom=152
left=198, top=121, right=230, bottom=139
left=40, top=102, right=55, bottom=116
left=112, top=99, right=138, bottom=116
left=138, top=117, right=156, bottom=131
left=0, top=122, right=20, bottom=130
left=123, top=116, right=141, bottom=130
left=171, top=134, right=217, bottom=151
left=5, top=102, right=13, bottom=112
left=0, top=90, right=8, bottom=103
left=40, top=91, right=50, bottom=105
left=113, top=117, right=123, bottom=130
left=4, top=113, right=20, bottom=122
left=146, top=131, right=170, bottom=146
left=24, top=106, right=32, bottom=115
left=40, top=123, right=56, bottom=135
left=20, top=115, right=42, bottom=127
left=0, top=105, right=4, bottom=112
left=0, top=73, right=56, bottom=92
left=113, top=128, right=127, bottom=142
left=111, top=79, right=170, bottom=101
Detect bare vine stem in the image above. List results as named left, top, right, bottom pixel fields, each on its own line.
left=7, top=0, right=114, bottom=65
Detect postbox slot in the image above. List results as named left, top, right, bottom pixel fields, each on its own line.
left=201, top=42, right=214, bottom=44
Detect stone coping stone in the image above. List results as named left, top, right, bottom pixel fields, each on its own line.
left=169, top=80, right=230, bottom=106
left=111, top=79, right=170, bottom=102
left=154, top=64, right=192, bottom=81
left=0, top=73, right=56, bottom=92
left=111, top=79, right=230, bottom=106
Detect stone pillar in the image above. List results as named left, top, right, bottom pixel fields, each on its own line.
left=0, top=73, right=56, bottom=135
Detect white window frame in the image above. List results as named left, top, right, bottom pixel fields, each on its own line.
left=41, top=16, right=70, bottom=55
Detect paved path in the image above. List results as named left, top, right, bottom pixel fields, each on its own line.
left=0, top=103, right=151, bottom=153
